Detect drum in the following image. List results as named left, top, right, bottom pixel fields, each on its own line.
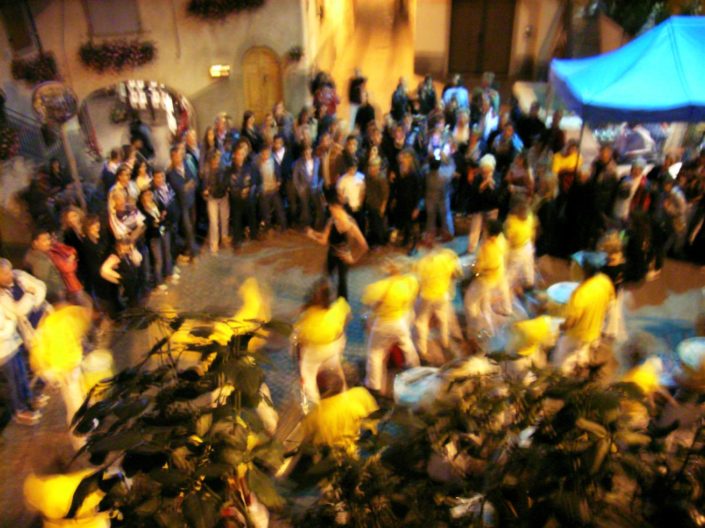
left=394, top=367, right=442, bottom=410
left=546, top=281, right=579, bottom=316
left=570, top=251, right=607, bottom=281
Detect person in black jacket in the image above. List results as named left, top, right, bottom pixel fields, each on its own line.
left=138, top=188, right=172, bottom=289
left=202, top=149, right=231, bottom=253
left=391, top=149, right=423, bottom=252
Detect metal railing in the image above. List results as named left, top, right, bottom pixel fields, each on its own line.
left=4, top=107, right=66, bottom=166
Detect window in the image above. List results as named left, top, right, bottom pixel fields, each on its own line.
left=0, top=2, right=36, bottom=54
left=83, top=0, right=141, bottom=37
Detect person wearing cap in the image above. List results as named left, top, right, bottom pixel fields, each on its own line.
left=504, top=196, right=537, bottom=294
left=362, top=258, right=420, bottom=394
left=464, top=219, right=511, bottom=336
left=293, top=279, right=351, bottom=406
left=467, top=154, right=500, bottom=254
left=552, top=260, right=615, bottom=375
left=414, top=247, right=464, bottom=360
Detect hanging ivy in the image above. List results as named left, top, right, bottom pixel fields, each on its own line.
left=0, top=125, right=20, bottom=161
left=78, top=40, right=156, bottom=73
left=11, top=52, right=60, bottom=85
left=187, top=0, right=265, bottom=19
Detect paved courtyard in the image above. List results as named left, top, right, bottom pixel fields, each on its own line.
left=2, top=230, right=704, bottom=526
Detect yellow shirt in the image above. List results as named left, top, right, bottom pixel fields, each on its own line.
left=623, top=357, right=662, bottom=395
left=303, top=387, right=378, bottom=454
left=24, top=470, right=106, bottom=523
left=512, top=315, right=556, bottom=357
left=552, top=151, right=583, bottom=175
left=563, top=273, right=615, bottom=343
left=31, top=306, right=92, bottom=377
left=504, top=213, right=535, bottom=249
left=362, top=274, right=419, bottom=322
left=295, top=297, right=350, bottom=345
left=416, top=248, right=461, bottom=301
left=475, top=235, right=507, bottom=286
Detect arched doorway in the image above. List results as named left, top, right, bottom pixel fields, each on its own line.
left=242, top=47, right=283, bottom=123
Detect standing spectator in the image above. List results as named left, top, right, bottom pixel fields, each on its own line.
left=542, top=110, right=566, bottom=154
left=467, top=154, right=500, bottom=254
left=138, top=189, right=172, bottom=289
left=272, top=134, right=295, bottom=226
left=417, top=75, right=438, bottom=115
left=364, top=157, right=389, bottom=248
left=240, top=111, right=264, bottom=154
left=132, top=159, right=153, bottom=193
left=336, top=154, right=366, bottom=229
left=24, top=228, right=66, bottom=304
left=273, top=101, right=295, bottom=145
left=477, top=95, right=499, bottom=152
left=100, top=239, right=144, bottom=310
left=314, top=75, right=340, bottom=118
left=391, top=149, right=423, bottom=250
left=442, top=74, right=470, bottom=111
left=229, top=142, right=259, bottom=246
left=613, top=158, right=648, bottom=224
left=293, top=144, right=324, bottom=229
left=423, top=150, right=455, bottom=241
left=202, top=126, right=220, bottom=155
left=80, top=215, right=115, bottom=315
left=391, top=78, right=411, bottom=122
left=317, top=132, right=344, bottom=191
left=202, top=149, right=231, bottom=253
left=0, top=259, right=47, bottom=425
left=167, top=146, right=198, bottom=260
left=348, top=68, right=367, bottom=132
left=591, top=145, right=620, bottom=236
left=472, top=72, right=500, bottom=114
left=48, top=238, right=91, bottom=307
left=255, top=145, right=287, bottom=234
left=61, top=207, right=85, bottom=284
left=101, top=148, right=122, bottom=199
left=109, top=165, right=139, bottom=209
left=516, top=101, right=546, bottom=149
left=490, top=121, right=523, bottom=177
left=354, top=91, right=376, bottom=137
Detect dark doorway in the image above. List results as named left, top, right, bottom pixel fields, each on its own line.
left=449, top=0, right=516, bottom=75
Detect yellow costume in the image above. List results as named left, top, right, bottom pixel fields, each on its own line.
left=563, top=273, right=615, bottom=343
left=504, top=213, right=535, bottom=250
left=416, top=248, right=461, bottom=302
left=474, top=234, right=507, bottom=286
left=362, top=273, right=419, bottom=322
left=31, top=306, right=91, bottom=378
left=24, top=470, right=110, bottom=528
left=295, top=298, right=350, bottom=346
left=552, top=151, right=583, bottom=175
left=303, top=387, right=378, bottom=455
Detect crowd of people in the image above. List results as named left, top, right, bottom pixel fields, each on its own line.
left=4, top=65, right=705, bottom=432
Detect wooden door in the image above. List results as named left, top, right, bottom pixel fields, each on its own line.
left=449, top=0, right=515, bottom=75
left=242, top=47, right=283, bottom=122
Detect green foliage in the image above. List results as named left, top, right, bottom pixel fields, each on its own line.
left=78, top=40, right=156, bottom=73
left=10, top=52, right=59, bottom=85
left=70, top=310, right=285, bottom=528
left=187, top=0, right=265, bottom=19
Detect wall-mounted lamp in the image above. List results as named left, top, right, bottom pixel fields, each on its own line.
left=209, top=64, right=231, bottom=78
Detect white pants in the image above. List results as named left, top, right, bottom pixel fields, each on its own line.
left=464, top=278, right=512, bottom=335
left=467, top=209, right=498, bottom=253
left=349, top=103, right=360, bottom=132
left=207, top=196, right=230, bottom=251
left=604, top=290, right=627, bottom=343
left=299, top=335, right=346, bottom=405
left=256, top=383, right=279, bottom=436
left=365, top=316, right=419, bottom=392
left=506, top=242, right=535, bottom=290
left=552, top=334, right=595, bottom=374
left=415, top=296, right=463, bottom=359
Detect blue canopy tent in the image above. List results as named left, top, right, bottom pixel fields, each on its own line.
left=549, top=16, right=705, bottom=124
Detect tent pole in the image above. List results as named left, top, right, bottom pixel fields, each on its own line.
left=574, top=120, right=585, bottom=174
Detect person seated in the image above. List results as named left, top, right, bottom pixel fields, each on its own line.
left=302, top=370, right=378, bottom=457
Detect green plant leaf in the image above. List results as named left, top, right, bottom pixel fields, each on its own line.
left=66, top=469, right=104, bottom=518
left=149, top=468, right=191, bottom=487
left=247, top=466, right=285, bottom=509
left=89, top=430, right=144, bottom=454
left=182, top=492, right=220, bottom=528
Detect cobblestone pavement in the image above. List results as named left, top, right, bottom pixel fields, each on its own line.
left=2, top=229, right=705, bottom=526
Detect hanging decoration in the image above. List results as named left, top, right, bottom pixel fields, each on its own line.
left=11, top=52, right=60, bottom=85
left=187, top=0, right=265, bottom=19
left=78, top=40, right=156, bottom=73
